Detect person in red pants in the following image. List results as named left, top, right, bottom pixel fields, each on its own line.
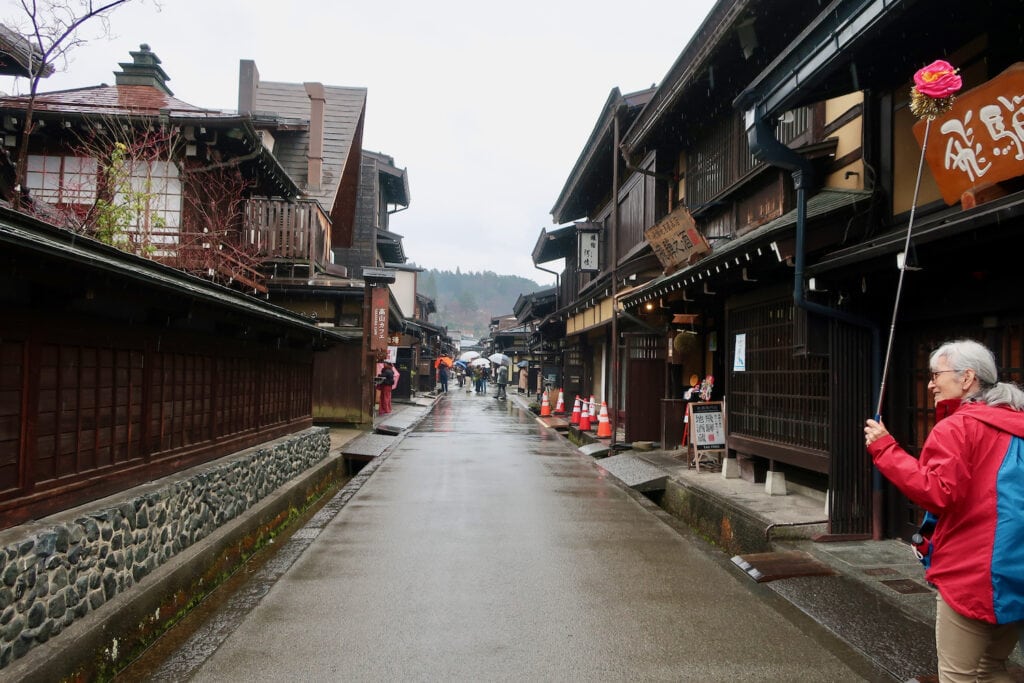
left=378, top=362, right=395, bottom=415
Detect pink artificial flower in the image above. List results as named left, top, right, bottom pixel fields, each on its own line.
left=913, top=60, right=962, bottom=99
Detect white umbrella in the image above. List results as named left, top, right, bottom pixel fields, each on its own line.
left=459, top=351, right=481, bottom=362
left=488, top=353, right=511, bottom=366
left=470, top=358, right=491, bottom=367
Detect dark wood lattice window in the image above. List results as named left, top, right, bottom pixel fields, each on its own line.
left=0, top=341, right=23, bottom=493
left=687, top=106, right=811, bottom=216
left=728, top=299, right=829, bottom=451
left=36, top=344, right=145, bottom=483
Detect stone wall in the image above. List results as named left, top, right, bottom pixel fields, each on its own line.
left=0, top=427, right=330, bottom=669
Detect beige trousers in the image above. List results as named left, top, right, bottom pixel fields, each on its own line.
left=935, top=593, right=1020, bottom=682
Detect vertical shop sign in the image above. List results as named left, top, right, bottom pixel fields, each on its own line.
left=370, top=286, right=389, bottom=353
left=578, top=229, right=600, bottom=271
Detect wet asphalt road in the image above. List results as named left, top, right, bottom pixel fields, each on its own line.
left=155, top=388, right=886, bottom=681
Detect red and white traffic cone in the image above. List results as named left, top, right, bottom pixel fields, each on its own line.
left=570, top=396, right=581, bottom=425
left=596, top=401, right=612, bottom=438
left=588, top=396, right=597, bottom=431
left=553, top=388, right=566, bottom=415
left=540, top=390, right=551, bottom=417
left=578, top=397, right=591, bottom=431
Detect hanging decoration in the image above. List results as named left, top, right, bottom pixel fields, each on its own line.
left=875, top=60, right=963, bottom=418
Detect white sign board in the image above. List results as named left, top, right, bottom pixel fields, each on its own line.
left=579, top=231, right=600, bottom=271
left=733, top=333, right=746, bottom=372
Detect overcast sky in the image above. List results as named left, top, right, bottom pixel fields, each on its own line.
left=3, top=0, right=717, bottom=285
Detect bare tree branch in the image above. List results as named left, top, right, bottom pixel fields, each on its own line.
left=7, top=0, right=149, bottom=208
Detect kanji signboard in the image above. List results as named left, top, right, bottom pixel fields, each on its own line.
left=915, top=62, right=1024, bottom=205
left=645, top=204, right=710, bottom=274
left=370, top=286, right=389, bottom=353
left=578, top=229, right=600, bottom=271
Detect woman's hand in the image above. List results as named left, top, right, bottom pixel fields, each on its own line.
left=864, top=418, right=889, bottom=447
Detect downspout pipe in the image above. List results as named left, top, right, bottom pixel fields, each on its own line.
left=745, top=111, right=883, bottom=540
left=534, top=262, right=561, bottom=387
left=534, top=263, right=560, bottom=313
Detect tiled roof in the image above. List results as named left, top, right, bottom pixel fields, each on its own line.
left=0, top=84, right=229, bottom=120
left=0, top=25, right=52, bottom=78
left=250, top=81, right=366, bottom=211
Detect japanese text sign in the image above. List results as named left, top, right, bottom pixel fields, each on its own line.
left=645, top=204, right=710, bottom=274
left=370, top=286, right=389, bottom=352
left=915, top=62, right=1024, bottom=205
left=689, top=402, right=726, bottom=451
left=578, top=230, right=600, bottom=271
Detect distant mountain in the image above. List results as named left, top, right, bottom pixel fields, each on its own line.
left=416, top=268, right=545, bottom=339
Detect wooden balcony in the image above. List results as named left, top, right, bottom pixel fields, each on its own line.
left=244, top=197, right=331, bottom=276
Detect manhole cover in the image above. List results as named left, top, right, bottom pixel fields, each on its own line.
left=881, top=579, right=932, bottom=594
left=731, top=551, right=836, bottom=583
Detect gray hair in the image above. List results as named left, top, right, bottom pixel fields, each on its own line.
left=930, top=339, right=1024, bottom=409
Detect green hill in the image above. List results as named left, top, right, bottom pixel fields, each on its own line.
left=416, top=268, right=545, bottom=339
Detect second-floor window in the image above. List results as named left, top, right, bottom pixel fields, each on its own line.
left=686, top=107, right=810, bottom=215
left=116, top=159, right=182, bottom=250
left=26, top=154, right=98, bottom=204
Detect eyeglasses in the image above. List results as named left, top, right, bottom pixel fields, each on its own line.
left=929, top=369, right=957, bottom=381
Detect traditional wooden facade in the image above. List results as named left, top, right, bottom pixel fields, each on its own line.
left=536, top=0, right=1024, bottom=539
left=0, top=207, right=337, bottom=529
left=726, top=0, right=1024, bottom=539
left=238, top=63, right=426, bottom=425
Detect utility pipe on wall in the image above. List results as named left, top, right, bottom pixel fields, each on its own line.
left=610, top=107, right=621, bottom=447
left=745, top=111, right=883, bottom=540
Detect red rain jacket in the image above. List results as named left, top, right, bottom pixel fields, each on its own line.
left=868, top=400, right=1024, bottom=623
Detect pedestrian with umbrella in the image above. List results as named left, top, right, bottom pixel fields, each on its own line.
left=517, top=361, right=529, bottom=395
left=495, top=362, right=508, bottom=400
left=438, top=362, right=449, bottom=394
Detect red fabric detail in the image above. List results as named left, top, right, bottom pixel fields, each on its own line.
left=868, top=403, right=1024, bottom=622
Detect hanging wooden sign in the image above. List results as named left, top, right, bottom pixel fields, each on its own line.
left=645, top=203, right=710, bottom=275
left=914, top=62, right=1024, bottom=205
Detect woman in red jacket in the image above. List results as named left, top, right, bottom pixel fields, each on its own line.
left=865, top=339, right=1024, bottom=682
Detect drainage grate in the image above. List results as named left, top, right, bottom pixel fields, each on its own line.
left=880, top=579, right=933, bottom=594
left=731, top=551, right=836, bottom=583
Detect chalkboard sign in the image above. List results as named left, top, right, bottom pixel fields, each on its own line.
left=688, top=402, right=726, bottom=451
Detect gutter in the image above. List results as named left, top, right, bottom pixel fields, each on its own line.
left=744, top=111, right=883, bottom=540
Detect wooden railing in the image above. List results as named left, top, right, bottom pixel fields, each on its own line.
left=244, top=198, right=331, bottom=274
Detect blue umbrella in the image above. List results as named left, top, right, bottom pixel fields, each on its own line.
left=454, top=359, right=468, bottom=370
left=516, top=360, right=529, bottom=368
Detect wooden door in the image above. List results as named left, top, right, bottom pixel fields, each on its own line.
left=625, top=334, right=665, bottom=442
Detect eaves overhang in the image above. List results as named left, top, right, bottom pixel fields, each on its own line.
left=622, top=0, right=751, bottom=155
left=733, top=0, right=915, bottom=119
left=377, top=229, right=406, bottom=264
left=0, top=25, right=52, bottom=78
left=0, top=207, right=341, bottom=341
left=550, top=87, right=656, bottom=225
left=532, top=224, right=577, bottom=265
left=622, top=188, right=872, bottom=305
left=807, top=191, right=1024, bottom=277
left=378, top=161, right=410, bottom=207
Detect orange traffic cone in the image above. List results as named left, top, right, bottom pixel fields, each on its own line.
left=596, top=401, right=612, bottom=438
left=553, top=388, right=566, bottom=415
left=570, top=396, right=581, bottom=424
left=578, top=397, right=591, bottom=431
left=540, top=390, right=551, bottom=417
left=588, top=396, right=597, bottom=431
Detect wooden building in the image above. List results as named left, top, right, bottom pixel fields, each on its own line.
left=528, top=0, right=1024, bottom=539
left=0, top=207, right=338, bottom=529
